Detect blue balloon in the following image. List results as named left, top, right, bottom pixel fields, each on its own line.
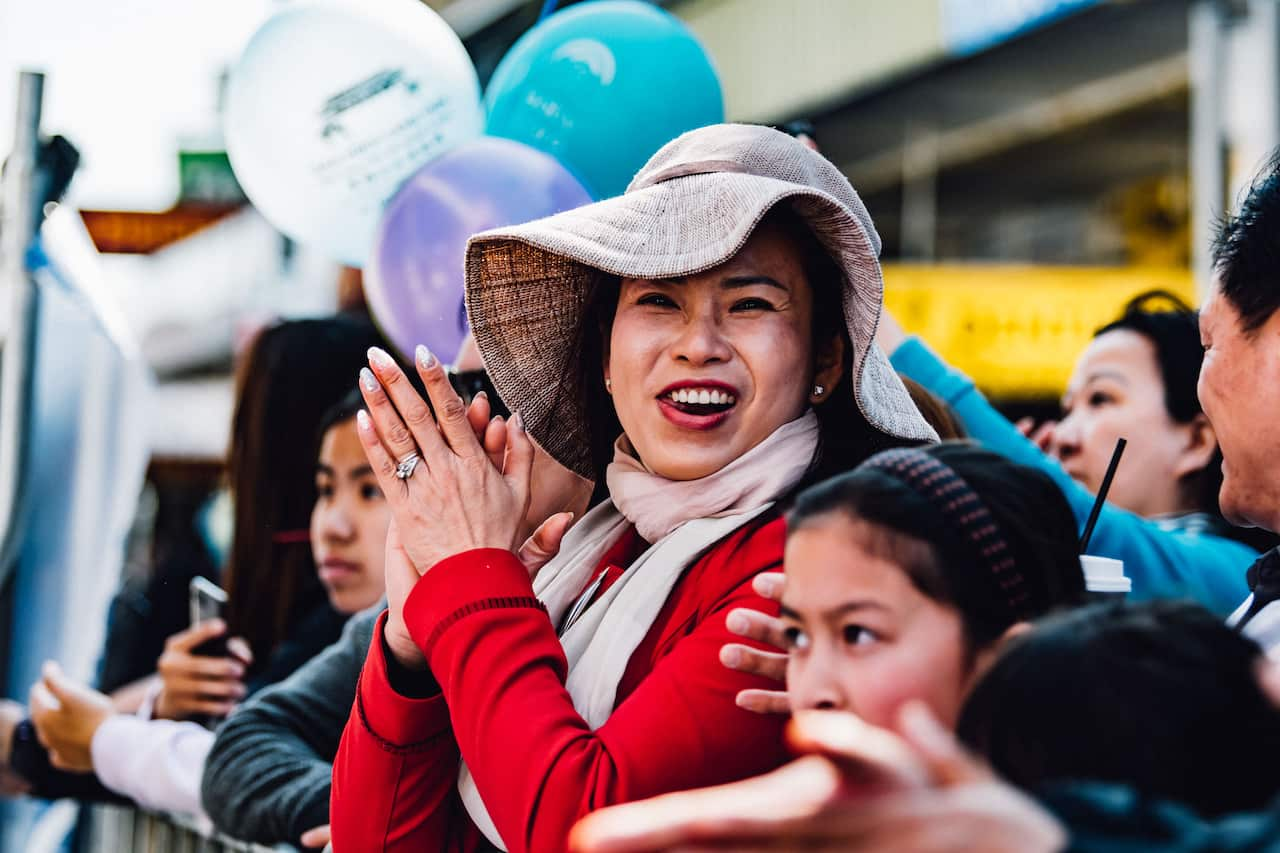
left=485, top=0, right=723, bottom=199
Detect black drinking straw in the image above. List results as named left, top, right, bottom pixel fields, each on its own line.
left=1079, top=437, right=1127, bottom=554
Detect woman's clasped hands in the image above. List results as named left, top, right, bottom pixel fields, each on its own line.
left=356, top=345, right=572, bottom=669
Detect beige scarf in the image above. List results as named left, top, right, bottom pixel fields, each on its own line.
left=458, top=412, right=820, bottom=849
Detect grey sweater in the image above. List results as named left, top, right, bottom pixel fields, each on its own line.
left=200, top=603, right=379, bottom=844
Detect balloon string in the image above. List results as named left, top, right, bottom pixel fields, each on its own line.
left=538, top=0, right=560, bottom=21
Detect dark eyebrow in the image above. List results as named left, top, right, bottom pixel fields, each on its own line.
left=723, top=275, right=789, bottom=291
left=779, top=600, right=889, bottom=620
left=642, top=275, right=789, bottom=292
left=316, top=464, right=334, bottom=476
left=349, top=464, right=374, bottom=479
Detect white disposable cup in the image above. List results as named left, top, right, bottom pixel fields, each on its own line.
left=1080, top=555, right=1131, bottom=596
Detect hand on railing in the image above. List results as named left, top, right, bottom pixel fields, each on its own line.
left=28, top=661, right=113, bottom=772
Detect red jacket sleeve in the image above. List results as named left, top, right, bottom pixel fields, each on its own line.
left=402, top=521, right=790, bottom=853
left=330, top=610, right=470, bottom=851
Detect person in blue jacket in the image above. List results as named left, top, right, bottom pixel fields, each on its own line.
left=880, top=290, right=1263, bottom=615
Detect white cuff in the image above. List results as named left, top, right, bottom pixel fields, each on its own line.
left=135, top=678, right=164, bottom=721
left=90, top=714, right=213, bottom=822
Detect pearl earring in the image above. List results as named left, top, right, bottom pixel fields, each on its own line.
left=605, top=378, right=612, bottom=392
left=813, top=384, right=825, bottom=397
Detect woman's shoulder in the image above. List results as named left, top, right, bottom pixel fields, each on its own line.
left=683, top=514, right=786, bottom=601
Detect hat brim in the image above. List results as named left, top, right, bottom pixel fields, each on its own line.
left=465, top=171, right=938, bottom=478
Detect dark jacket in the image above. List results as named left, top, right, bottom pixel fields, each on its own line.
left=200, top=604, right=378, bottom=843
left=1042, top=783, right=1280, bottom=852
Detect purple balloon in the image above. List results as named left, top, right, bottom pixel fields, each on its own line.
left=366, top=136, right=593, bottom=365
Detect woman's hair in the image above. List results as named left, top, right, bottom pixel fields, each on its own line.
left=567, top=202, right=917, bottom=505
left=789, top=443, right=1086, bottom=649
left=1095, top=290, right=1220, bottom=511
left=766, top=204, right=915, bottom=486
left=958, top=600, right=1280, bottom=817
left=900, top=376, right=966, bottom=440
left=316, top=385, right=366, bottom=446
left=224, top=315, right=386, bottom=666
left=1093, top=290, right=1274, bottom=548
left=1095, top=290, right=1202, bottom=423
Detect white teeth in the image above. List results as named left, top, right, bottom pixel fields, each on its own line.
left=667, top=388, right=738, bottom=405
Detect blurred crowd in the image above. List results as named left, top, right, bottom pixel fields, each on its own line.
left=6, top=120, right=1280, bottom=853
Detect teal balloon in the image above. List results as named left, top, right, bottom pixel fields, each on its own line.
left=485, top=0, right=723, bottom=199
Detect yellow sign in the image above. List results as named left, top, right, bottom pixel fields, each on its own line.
left=882, top=264, right=1196, bottom=399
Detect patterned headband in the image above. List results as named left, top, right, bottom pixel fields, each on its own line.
left=861, top=448, right=1033, bottom=623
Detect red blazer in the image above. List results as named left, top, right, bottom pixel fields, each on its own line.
left=330, top=517, right=790, bottom=852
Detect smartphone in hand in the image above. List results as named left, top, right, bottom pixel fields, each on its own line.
left=188, top=576, right=229, bottom=657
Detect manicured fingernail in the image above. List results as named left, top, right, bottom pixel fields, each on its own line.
left=416, top=345, right=436, bottom=369
left=727, top=612, right=749, bottom=633
left=368, top=347, right=394, bottom=369
left=721, top=646, right=742, bottom=666
left=512, top=411, right=525, bottom=432
left=356, top=410, right=372, bottom=431
left=474, top=390, right=488, bottom=401
left=360, top=367, right=378, bottom=392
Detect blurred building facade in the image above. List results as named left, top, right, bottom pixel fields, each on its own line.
left=446, top=0, right=1280, bottom=397
left=670, top=0, right=1277, bottom=281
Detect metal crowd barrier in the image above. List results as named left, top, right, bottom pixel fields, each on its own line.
left=84, top=805, right=299, bottom=853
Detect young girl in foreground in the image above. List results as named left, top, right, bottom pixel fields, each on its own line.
left=777, top=442, right=1087, bottom=726
left=571, top=442, right=1089, bottom=850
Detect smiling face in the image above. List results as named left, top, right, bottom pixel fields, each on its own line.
left=781, top=513, right=996, bottom=730
left=604, top=219, right=843, bottom=481
left=1052, top=329, right=1214, bottom=518
left=311, top=418, right=391, bottom=614
left=1198, top=280, right=1280, bottom=530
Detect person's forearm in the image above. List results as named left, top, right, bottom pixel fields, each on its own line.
left=330, top=614, right=459, bottom=851
left=890, top=335, right=1251, bottom=613
left=203, top=604, right=378, bottom=844
left=91, top=716, right=211, bottom=819
left=203, top=709, right=339, bottom=842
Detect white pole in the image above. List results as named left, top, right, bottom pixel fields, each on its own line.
left=1190, top=1, right=1226, bottom=299
left=0, top=70, right=44, bottom=581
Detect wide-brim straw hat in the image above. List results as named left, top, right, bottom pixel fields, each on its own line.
left=465, top=123, right=938, bottom=479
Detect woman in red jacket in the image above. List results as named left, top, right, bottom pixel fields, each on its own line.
left=330, top=123, right=939, bottom=852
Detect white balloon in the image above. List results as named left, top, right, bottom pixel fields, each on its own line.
left=224, top=0, right=482, bottom=266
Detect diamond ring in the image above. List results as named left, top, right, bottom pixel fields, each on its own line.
left=395, top=453, right=420, bottom=480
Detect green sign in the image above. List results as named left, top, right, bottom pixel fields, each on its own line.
left=178, top=150, right=246, bottom=204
